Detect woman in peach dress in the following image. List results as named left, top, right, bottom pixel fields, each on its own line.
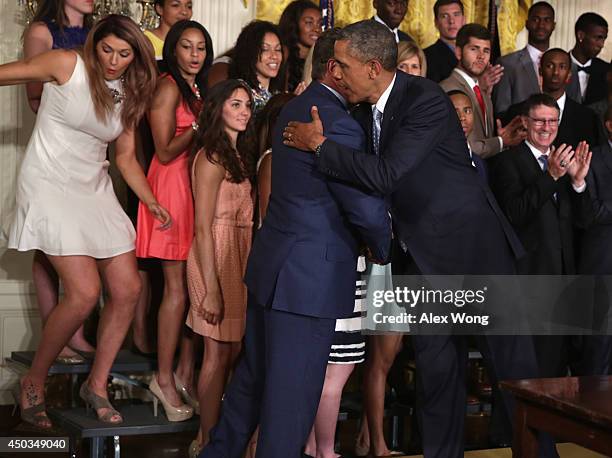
left=186, top=79, right=256, bottom=456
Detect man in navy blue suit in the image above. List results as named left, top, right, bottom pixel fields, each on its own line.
left=284, top=20, right=555, bottom=458
left=199, top=29, right=392, bottom=458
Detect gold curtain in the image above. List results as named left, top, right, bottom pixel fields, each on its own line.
left=256, top=0, right=531, bottom=56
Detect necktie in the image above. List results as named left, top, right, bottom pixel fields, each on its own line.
left=372, top=107, right=383, bottom=156
left=538, top=154, right=548, bottom=172
left=473, top=84, right=486, bottom=121
left=576, top=64, right=591, bottom=74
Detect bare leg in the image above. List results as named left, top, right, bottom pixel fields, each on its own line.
left=305, top=363, right=355, bottom=458
left=176, top=326, right=197, bottom=396
left=198, top=337, right=241, bottom=446
left=132, top=268, right=153, bottom=353
left=155, top=260, right=189, bottom=406
left=355, top=413, right=370, bottom=456
left=364, top=334, right=403, bottom=456
left=85, top=251, right=141, bottom=421
left=32, top=250, right=93, bottom=356
left=21, top=255, right=101, bottom=426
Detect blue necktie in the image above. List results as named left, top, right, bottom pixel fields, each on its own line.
left=538, top=155, right=548, bottom=172
left=372, top=107, right=383, bottom=156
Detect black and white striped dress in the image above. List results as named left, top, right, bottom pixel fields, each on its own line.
left=328, top=257, right=367, bottom=364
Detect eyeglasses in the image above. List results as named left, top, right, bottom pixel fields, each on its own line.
left=528, top=117, right=560, bottom=127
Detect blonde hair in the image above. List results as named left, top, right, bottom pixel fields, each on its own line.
left=397, top=41, right=427, bottom=77
left=82, top=15, right=157, bottom=129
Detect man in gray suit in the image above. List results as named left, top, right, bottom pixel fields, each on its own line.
left=440, top=24, right=525, bottom=158
left=493, top=1, right=556, bottom=116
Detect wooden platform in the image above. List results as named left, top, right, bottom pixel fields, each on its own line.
left=406, top=443, right=606, bottom=457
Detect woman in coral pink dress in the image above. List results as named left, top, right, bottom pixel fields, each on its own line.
left=185, top=79, right=256, bottom=455
left=136, top=20, right=213, bottom=422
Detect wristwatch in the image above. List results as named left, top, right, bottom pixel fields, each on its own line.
left=314, top=141, right=324, bottom=158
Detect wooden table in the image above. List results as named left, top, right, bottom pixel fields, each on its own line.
left=501, top=376, right=612, bottom=457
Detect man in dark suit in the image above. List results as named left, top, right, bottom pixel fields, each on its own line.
left=567, top=12, right=610, bottom=105
left=490, top=93, right=593, bottom=377
left=493, top=1, right=556, bottom=116
left=577, top=105, right=612, bottom=375
left=440, top=24, right=526, bottom=158
left=424, top=0, right=464, bottom=82
left=199, top=29, right=391, bottom=458
left=283, top=20, right=551, bottom=458
left=502, top=48, right=603, bottom=149
left=372, top=0, right=414, bottom=43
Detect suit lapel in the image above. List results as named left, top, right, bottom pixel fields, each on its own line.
left=353, top=104, right=374, bottom=155
left=452, top=71, right=487, bottom=136
left=599, top=141, right=612, bottom=175
left=518, top=48, right=540, bottom=92
left=379, top=73, right=405, bottom=154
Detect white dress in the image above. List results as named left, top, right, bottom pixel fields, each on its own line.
left=8, top=54, right=135, bottom=258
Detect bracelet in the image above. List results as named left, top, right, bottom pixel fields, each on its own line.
left=191, top=121, right=199, bottom=132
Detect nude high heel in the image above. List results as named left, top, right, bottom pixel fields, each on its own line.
left=149, top=375, right=193, bottom=422
left=173, top=373, right=200, bottom=415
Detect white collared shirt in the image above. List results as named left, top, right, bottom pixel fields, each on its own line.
left=453, top=68, right=504, bottom=149
left=372, top=73, right=397, bottom=116
left=526, top=43, right=544, bottom=75
left=570, top=52, right=592, bottom=99
left=525, top=140, right=586, bottom=193
left=374, top=15, right=400, bottom=43
left=556, top=92, right=566, bottom=122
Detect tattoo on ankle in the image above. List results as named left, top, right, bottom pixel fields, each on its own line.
left=25, top=381, right=41, bottom=406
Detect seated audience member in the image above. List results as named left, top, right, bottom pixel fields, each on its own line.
left=576, top=104, right=612, bottom=375
left=490, top=93, right=596, bottom=378
left=229, top=21, right=285, bottom=116
left=424, top=0, right=464, bottom=82
left=372, top=0, right=413, bottom=43
left=397, top=41, right=427, bottom=76
left=503, top=49, right=603, bottom=149
left=278, top=0, right=322, bottom=93
left=448, top=89, right=487, bottom=181
left=440, top=23, right=525, bottom=158
left=493, top=1, right=555, bottom=116
left=567, top=12, right=609, bottom=105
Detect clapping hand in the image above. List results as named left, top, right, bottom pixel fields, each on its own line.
left=566, top=141, right=592, bottom=188
left=547, top=143, right=574, bottom=180
left=148, top=202, right=172, bottom=231
left=478, top=64, right=504, bottom=96
left=497, top=116, right=527, bottom=147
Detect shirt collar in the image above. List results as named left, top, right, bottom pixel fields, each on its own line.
left=526, top=44, right=544, bottom=65
left=320, top=82, right=347, bottom=108
left=374, top=15, right=399, bottom=42
left=556, top=92, right=567, bottom=120
left=453, top=67, right=478, bottom=89
left=525, top=140, right=550, bottom=161
left=372, top=73, right=397, bottom=115
left=570, top=51, right=592, bottom=68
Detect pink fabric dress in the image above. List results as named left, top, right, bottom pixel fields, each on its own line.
left=186, top=150, right=253, bottom=342
left=135, top=78, right=195, bottom=261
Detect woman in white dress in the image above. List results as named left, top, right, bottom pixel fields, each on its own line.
left=0, top=14, right=169, bottom=428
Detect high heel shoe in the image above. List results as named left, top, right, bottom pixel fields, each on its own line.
left=13, top=385, right=52, bottom=430
left=79, top=382, right=123, bottom=424
left=354, top=443, right=370, bottom=457
left=173, top=373, right=200, bottom=415
left=149, top=376, right=193, bottom=422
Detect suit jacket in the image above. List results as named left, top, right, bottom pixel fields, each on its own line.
left=489, top=142, right=592, bottom=274
left=579, top=141, right=612, bottom=274
left=369, top=17, right=414, bottom=42
left=440, top=69, right=501, bottom=158
left=493, top=47, right=541, bottom=117
left=502, top=95, right=603, bottom=149
left=424, top=39, right=457, bottom=83
left=566, top=57, right=610, bottom=105
left=245, top=82, right=391, bottom=319
left=317, top=71, right=524, bottom=275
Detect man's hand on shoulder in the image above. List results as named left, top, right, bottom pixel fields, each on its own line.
left=283, top=106, right=327, bottom=152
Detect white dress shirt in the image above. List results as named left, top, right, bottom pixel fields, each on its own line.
left=556, top=92, right=566, bottom=122
left=526, top=43, right=544, bottom=76
left=374, top=15, right=400, bottom=43
left=525, top=140, right=586, bottom=193
left=570, top=52, right=592, bottom=99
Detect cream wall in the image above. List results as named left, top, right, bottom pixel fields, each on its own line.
left=0, top=0, right=609, bottom=403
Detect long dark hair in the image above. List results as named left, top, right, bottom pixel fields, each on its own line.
left=192, top=79, right=257, bottom=183
left=31, top=0, right=94, bottom=31
left=278, top=0, right=319, bottom=92
left=229, top=20, right=286, bottom=93
left=163, top=20, right=213, bottom=116
left=256, top=92, right=295, bottom=157
left=83, top=14, right=157, bottom=128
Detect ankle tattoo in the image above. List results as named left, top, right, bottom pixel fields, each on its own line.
left=24, top=380, right=41, bottom=406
